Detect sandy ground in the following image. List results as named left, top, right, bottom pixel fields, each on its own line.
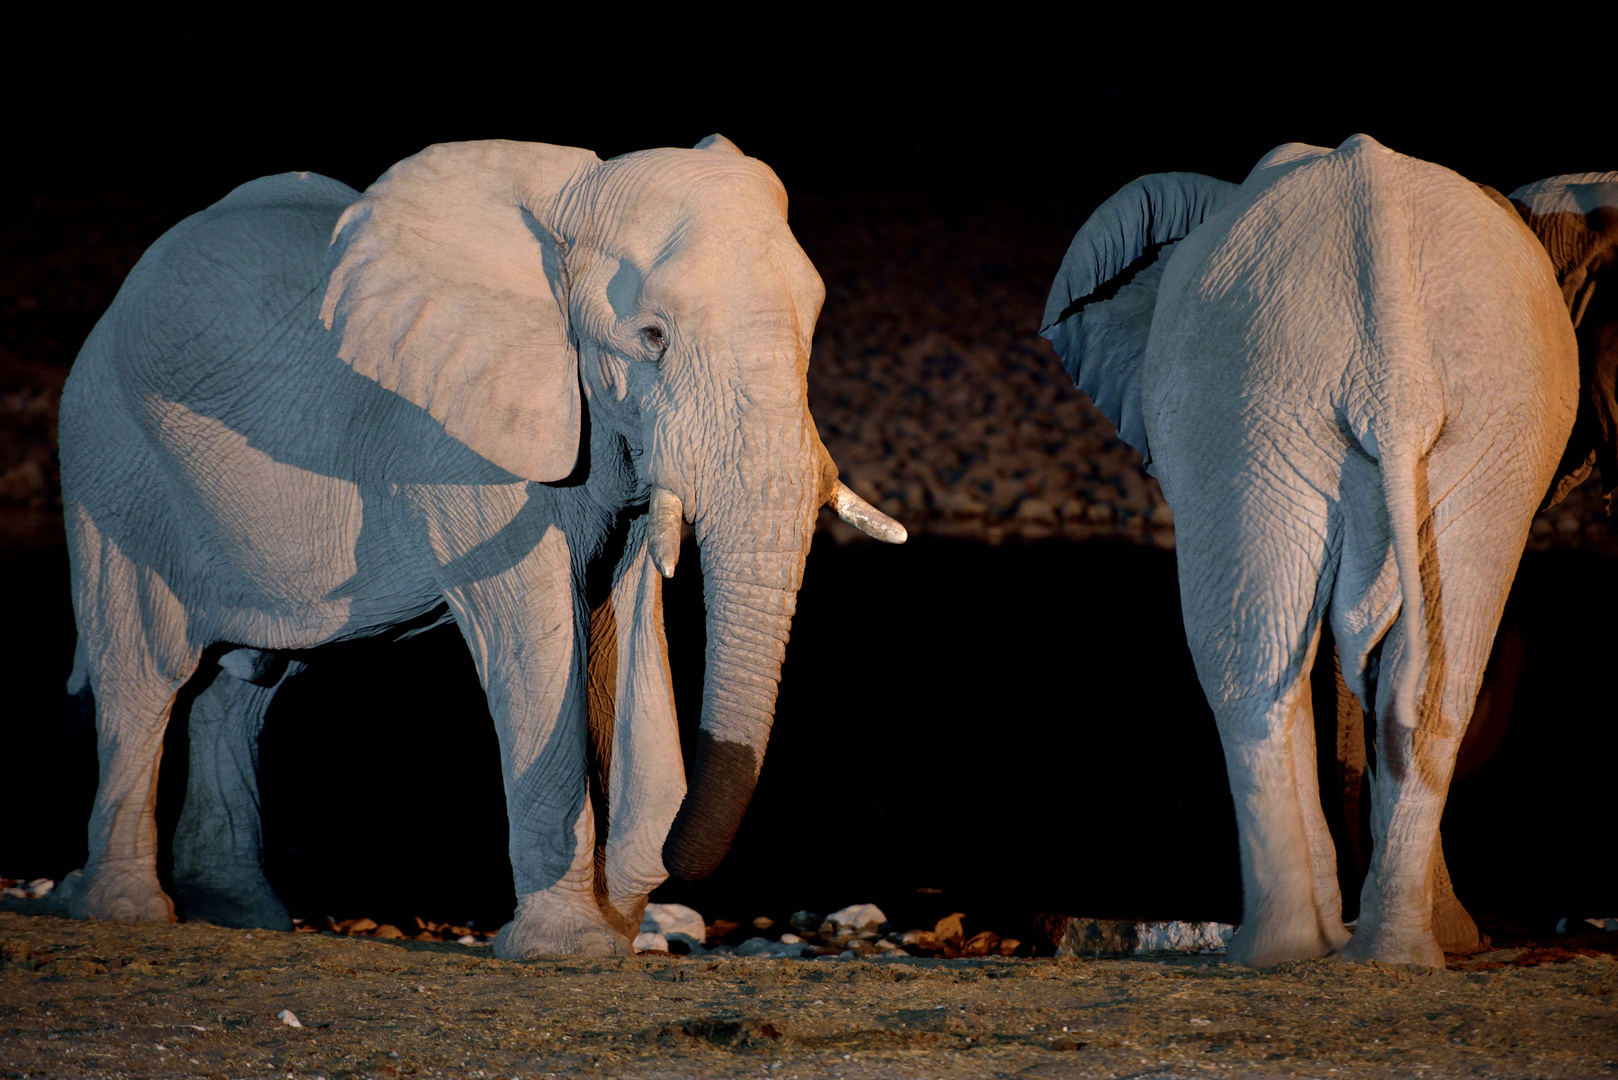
left=3, top=912, right=1617, bottom=1079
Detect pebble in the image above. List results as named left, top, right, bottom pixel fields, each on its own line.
left=633, top=931, right=668, bottom=953
left=277, top=1009, right=303, bottom=1028
left=664, top=932, right=708, bottom=956
left=641, top=902, right=706, bottom=943
left=789, top=910, right=821, bottom=931
left=0, top=878, right=55, bottom=900
left=826, top=903, right=887, bottom=932
left=734, top=936, right=813, bottom=959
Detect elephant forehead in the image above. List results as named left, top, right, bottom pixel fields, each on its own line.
left=587, top=150, right=788, bottom=244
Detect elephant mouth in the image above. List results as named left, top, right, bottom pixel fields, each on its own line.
left=645, top=480, right=906, bottom=581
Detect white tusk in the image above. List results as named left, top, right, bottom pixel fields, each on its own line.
left=829, top=481, right=908, bottom=544
left=648, top=486, right=684, bottom=578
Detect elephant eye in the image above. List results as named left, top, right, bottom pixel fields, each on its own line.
left=640, top=326, right=666, bottom=356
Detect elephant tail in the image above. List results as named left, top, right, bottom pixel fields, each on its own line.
left=1379, top=434, right=1430, bottom=734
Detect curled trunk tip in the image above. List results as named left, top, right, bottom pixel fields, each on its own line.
left=662, top=732, right=760, bottom=882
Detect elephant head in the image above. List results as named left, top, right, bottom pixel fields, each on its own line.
left=1509, top=173, right=1618, bottom=509
left=318, top=136, right=904, bottom=883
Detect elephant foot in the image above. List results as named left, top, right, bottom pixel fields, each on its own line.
left=174, top=867, right=292, bottom=931
left=495, top=890, right=633, bottom=959
left=1432, top=896, right=1482, bottom=955
left=1226, top=915, right=1347, bottom=968
left=1335, top=924, right=1446, bottom=968
left=59, top=865, right=177, bottom=924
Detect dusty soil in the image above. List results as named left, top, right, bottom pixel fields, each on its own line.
left=3, top=913, right=1616, bottom=1079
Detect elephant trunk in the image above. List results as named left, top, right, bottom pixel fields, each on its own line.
left=661, top=542, right=804, bottom=881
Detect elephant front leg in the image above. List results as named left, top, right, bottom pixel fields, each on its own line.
left=446, top=526, right=632, bottom=959
left=171, top=649, right=302, bottom=930
left=587, top=517, right=686, bottom=938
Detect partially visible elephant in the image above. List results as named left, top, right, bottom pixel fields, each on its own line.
left=56, top=135, right=904, bottom=957
left=1510, top=173, right=1618, bottom=508
left=1041, top=135, right=1611, bottom=967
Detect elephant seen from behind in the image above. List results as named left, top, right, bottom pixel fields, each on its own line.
left=1042, top=136, right=1616, bottom=967
left=57, top=135, right=904, bottom=957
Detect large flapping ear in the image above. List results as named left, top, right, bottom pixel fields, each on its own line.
left=1040, top=173, right=1240, bottom=463
left=321, top=140, right=600, bottom=482
left=1510, top=172, right=1618, bottom=509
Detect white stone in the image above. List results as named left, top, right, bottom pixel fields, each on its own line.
left=779, top=933, right=803, bottom=944
left=277, top=1009, right=303, bottom=1028
left=826, top=903, right=886, bottom=932
left=633, top=931, right=669, bottom=952
left=1133, top=920, right=1235, bottom=954
left=1, top=879, right=55, bottom=900
left=642, top=902, right=705, bottom=943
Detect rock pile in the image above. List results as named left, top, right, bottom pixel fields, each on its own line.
left=635, top=903, right=1025, bottom=960
left=293, top=915, right=495, bottom=946
left=0, top=878, right=53, bottom=900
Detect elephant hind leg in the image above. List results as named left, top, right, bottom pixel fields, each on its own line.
left=62, top=508, right=201, bottom=923
left=171, top=648, right=304, bottom=930
left=1340, top=447, right=1542, bottom=967
left=1171, top=477, right=1348, bottom=967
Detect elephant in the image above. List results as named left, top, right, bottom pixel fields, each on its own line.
left=1509, top=172, right=1618, bottom=509
left=54, top=135, right=905, bottom=957
left=1041, top=135, right=1613, bottom=967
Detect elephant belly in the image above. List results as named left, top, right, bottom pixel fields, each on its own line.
left=135, top=396, right=440, bottom=648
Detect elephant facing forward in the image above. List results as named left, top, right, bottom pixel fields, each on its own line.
left=57, top=136, right=903, bottom=957
left=1043, top=136, right=1616, bottom=967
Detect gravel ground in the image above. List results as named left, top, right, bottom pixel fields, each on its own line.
left=4, top=912, right=1617, bottom=1079
left=5, top=189, right=1615, bottom=556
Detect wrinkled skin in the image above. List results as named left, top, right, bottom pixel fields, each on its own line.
left=55, top=136, right=901, bottom=956
left=1044, top=136, right=1587, bottom=968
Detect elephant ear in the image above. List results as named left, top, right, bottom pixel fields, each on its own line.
left=1040, top=172, right=1240, bottom=463
left=1509, top=172, right=1618, bottom=509
left=321, top=140, right=600, bottom=482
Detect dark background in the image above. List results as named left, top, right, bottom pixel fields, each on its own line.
left=4, top=16, right=1615, bottom=943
